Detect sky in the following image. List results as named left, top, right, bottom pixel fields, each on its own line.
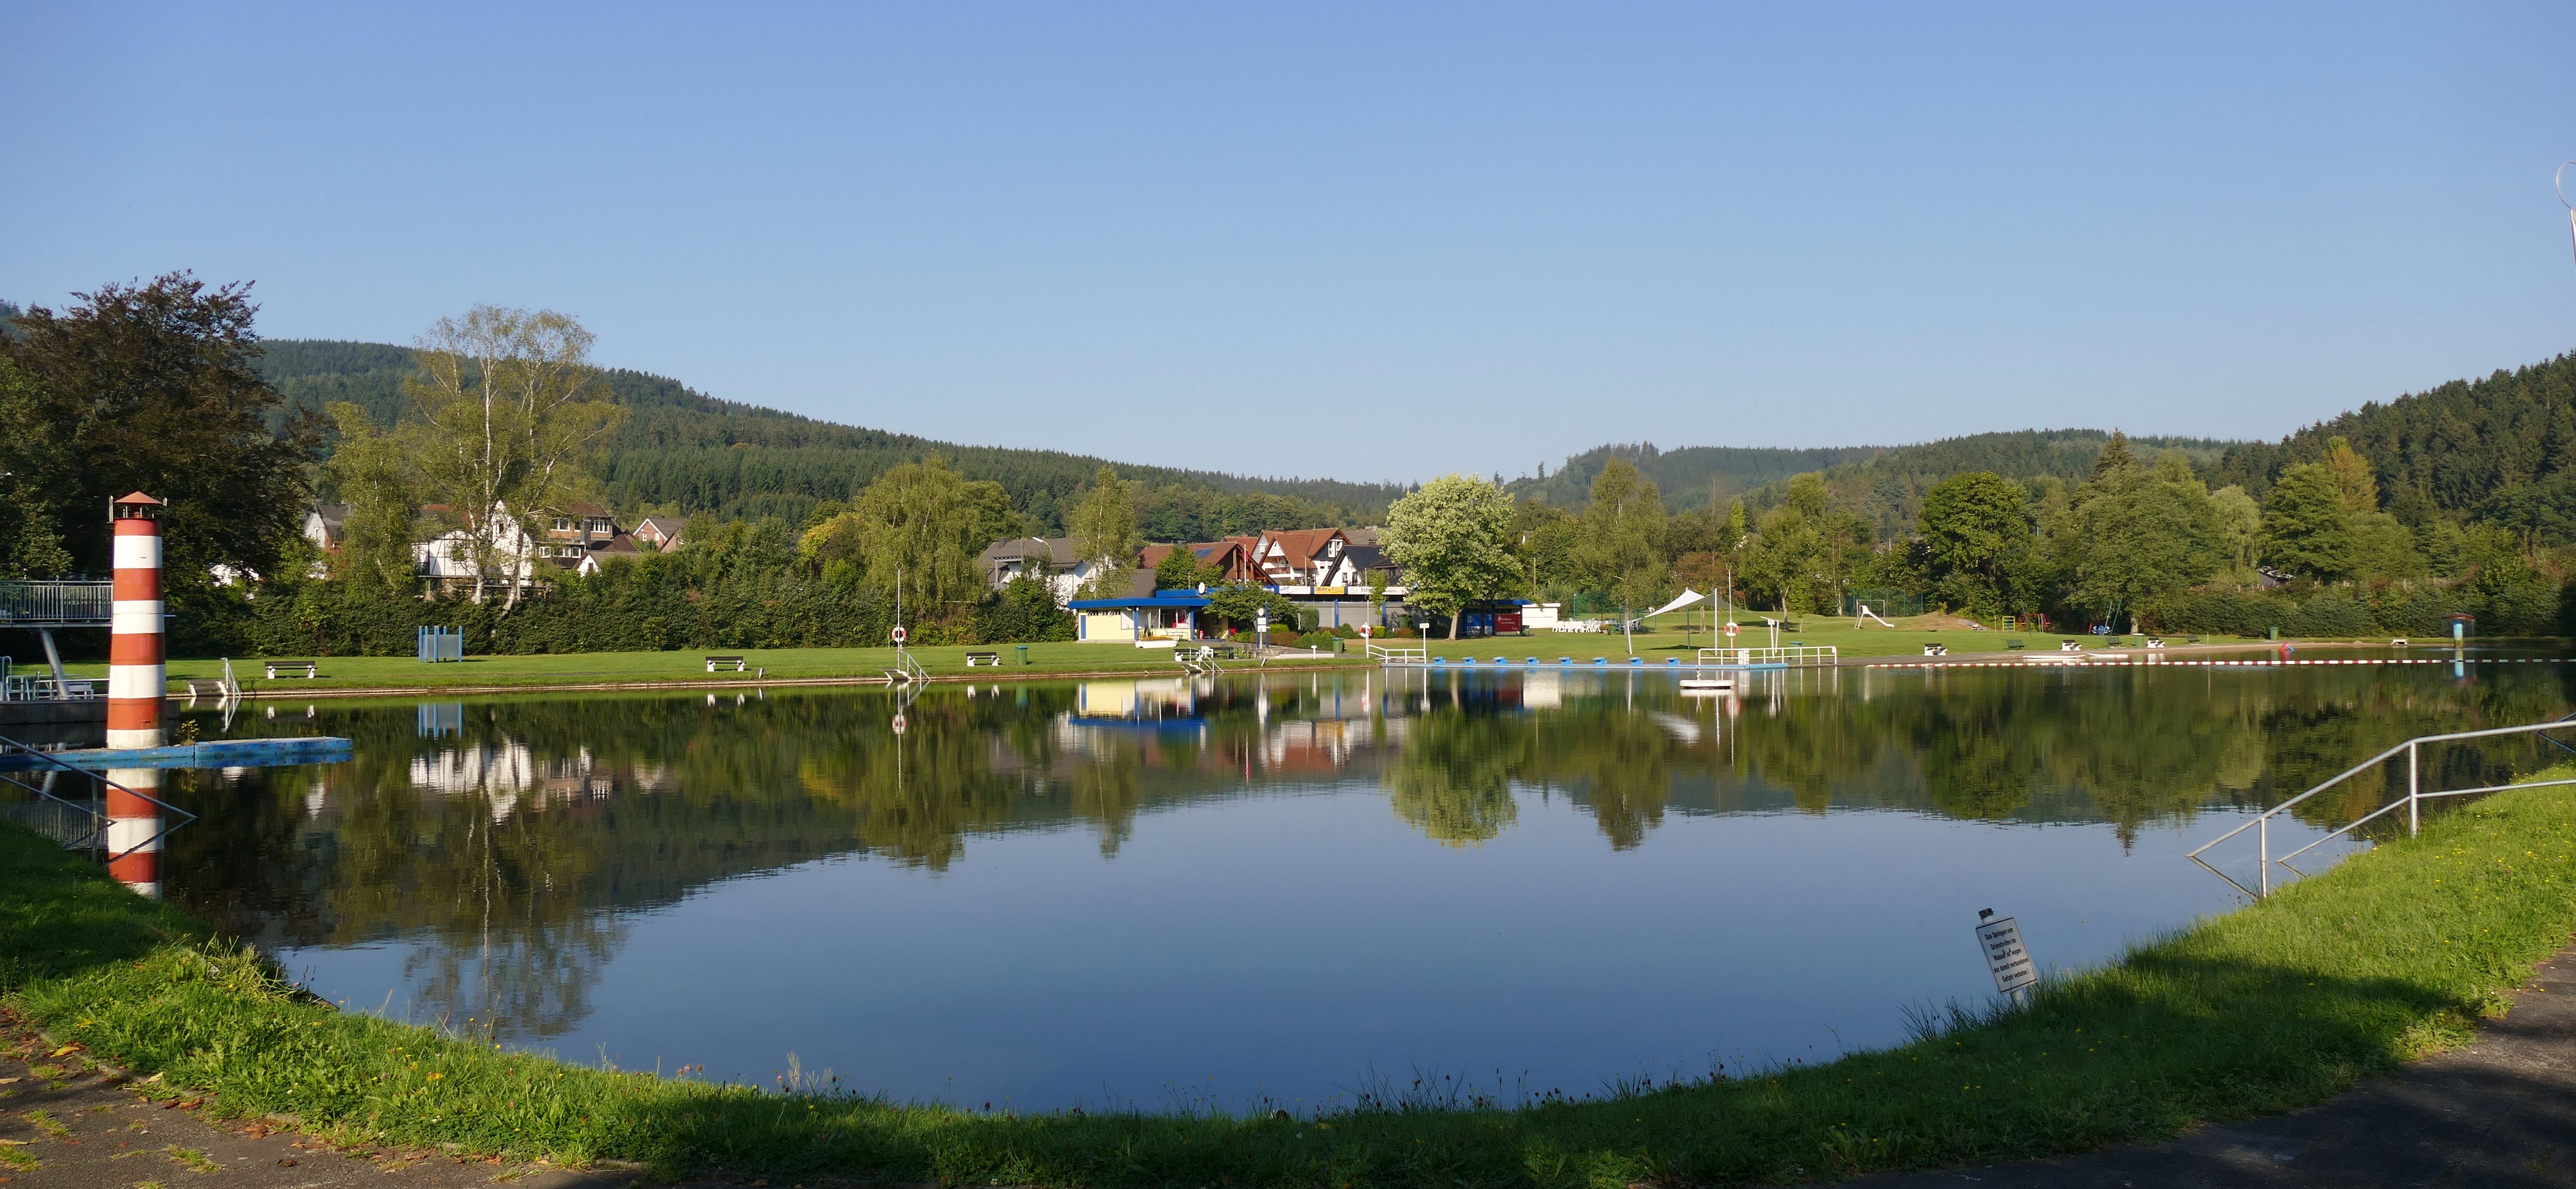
left=5, top=2, right=2574, bottom=485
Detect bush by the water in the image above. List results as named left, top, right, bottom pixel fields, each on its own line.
left=2137, top=574, right=2569, bottom=638
left=195, top=521, right=1078, bottom=658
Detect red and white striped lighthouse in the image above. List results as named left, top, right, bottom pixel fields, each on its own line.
left=106, top=492, right=165, bottom=897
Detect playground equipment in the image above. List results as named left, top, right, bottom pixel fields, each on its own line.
left=1854, top=603, right=1896, bottom=628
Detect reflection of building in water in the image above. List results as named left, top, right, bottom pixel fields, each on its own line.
left=409, top=739, right=671, bottom=820
left=410, top=744, right=535, bottom=796
left=1073, top=678, right=1202, bottom=720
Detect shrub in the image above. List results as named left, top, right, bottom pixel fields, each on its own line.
left=2286, top=589, right=2372, bottom=637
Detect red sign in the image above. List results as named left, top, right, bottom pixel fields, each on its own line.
left=1495, top=612, right=1523, bottom=633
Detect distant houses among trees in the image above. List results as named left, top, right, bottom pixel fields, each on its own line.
left=3, top=277, right=2572, bottom=658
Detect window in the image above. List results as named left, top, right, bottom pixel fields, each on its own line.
left=554, top=518, right=572, bottom=531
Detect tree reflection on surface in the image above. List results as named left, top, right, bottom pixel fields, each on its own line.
left=161, top=658, right=2572, bottom=1042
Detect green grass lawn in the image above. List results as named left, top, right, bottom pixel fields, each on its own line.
left=58, top=642, right=1373, bottom=693
left=6, top=768, right=2571, bottom=1186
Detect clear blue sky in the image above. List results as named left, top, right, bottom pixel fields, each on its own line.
left=6, top=3, right=2572, bottom=484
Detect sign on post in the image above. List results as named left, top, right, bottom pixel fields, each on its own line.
left=1975, top=909, right=2036, bottom=999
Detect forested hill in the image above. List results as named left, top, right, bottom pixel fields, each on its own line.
left=257, top=339, right=1407, bottom=538
left=1739, top=429, right=2242, bottom=538
left=1519, top=430, right=2241, bottom=528
left=1505, top=442, right=1883, bottom=512
left=2206, top=353, right=2576, bottom=540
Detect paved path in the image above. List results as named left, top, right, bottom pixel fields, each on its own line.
left=0, top=1018, right=621, bottom=1189
left=1850, top=946, right=2576, bottom=1188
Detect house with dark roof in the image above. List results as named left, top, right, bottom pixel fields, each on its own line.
left=631, top=516, right=686, bottom=552
left=301, top=504, right=350, bottom=553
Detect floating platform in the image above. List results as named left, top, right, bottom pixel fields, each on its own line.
left=0, top=736, right=354, bottom=771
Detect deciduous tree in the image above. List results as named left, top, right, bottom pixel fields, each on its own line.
left=1069, top=466, right=1141, bottom=598
left=0, top=273, right=318, bottom=586
left=1573, top=459, right=1669, bottom=651
left=2049, top=452, right=2223, bottom=630
left=848, top=456, right=994, bottom=609
left=405, top=305, right=625, bottom=607
left=1916, top=472, right=2034, bottom=619
left=2259, top=463, right=2353, bottom=582
left=1385, top=474, right=1516, bottom=640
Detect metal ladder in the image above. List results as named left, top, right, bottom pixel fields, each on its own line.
left=0, top=730, right=197, bottom=858
left=2188, top=713, right=2576, bottom=898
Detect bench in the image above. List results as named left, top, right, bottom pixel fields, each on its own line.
left=964, top=651, right=1002, bottom=667
left=2005, top=638, right=2026, bottom=651
left=264, top=660, right=319, bottom=679
left=704, top=655, right=748, bottom=673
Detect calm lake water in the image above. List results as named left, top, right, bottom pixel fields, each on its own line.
left=156, top=650, right=2572, bottom=1113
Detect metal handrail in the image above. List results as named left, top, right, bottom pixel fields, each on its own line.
left=0, top=730, right=197, bottom=861
left=2188, top=713, right=2576, bottom=896
left=1366, top=643, right=1428, bottom=663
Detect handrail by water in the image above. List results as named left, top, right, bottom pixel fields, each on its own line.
left=1366, top=643, right=1427, bottom=664
left=1695, top=644, right=1839, bottom=668
left=2188, top=713, right=2576, bottom=897
left=0, top=729, right=197, bottom=860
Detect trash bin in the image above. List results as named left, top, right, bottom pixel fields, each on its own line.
left=2266, top=627, right=2278, bottom=640
left=1016, top=644, right=1030, bottom=666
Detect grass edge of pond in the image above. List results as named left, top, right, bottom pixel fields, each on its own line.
left=5, top=770, right=2574, bottom=1187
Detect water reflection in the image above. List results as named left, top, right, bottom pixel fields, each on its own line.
left=154, top=657, right=2572, bottom=1098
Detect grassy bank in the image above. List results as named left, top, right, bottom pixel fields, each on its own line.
left=6, top=772, right=2573, bottom=1186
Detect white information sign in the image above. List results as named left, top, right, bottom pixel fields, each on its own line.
left=1975, top=914, right=2037, bottom=996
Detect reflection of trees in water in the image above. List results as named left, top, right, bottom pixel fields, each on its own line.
left=159, top=665, right=2569, bottom=1032
left=1384, top=712, right=1517, bottom=846
left=1375, top=664, right=2572, bottom=849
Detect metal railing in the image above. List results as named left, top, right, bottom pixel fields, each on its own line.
left=0, top=674, right=99, bottom=702
left=2188, top=715, right=2576, bottom=897
left=0, top=730, right=196, bottom=859
left=1365, top=643, right=1428, bottom=664
left=1696, top=644, right=1840, bottom=668
left=0, top=580, right=114, bottom=626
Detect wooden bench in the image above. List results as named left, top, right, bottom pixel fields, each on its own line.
left=704, top=655, right=748, bottom=673
left=264, top=660, right=319, bottom=679
left=2005, top=638, right=2027, bottom=650
left=964, top=651, right=1002, bottom=667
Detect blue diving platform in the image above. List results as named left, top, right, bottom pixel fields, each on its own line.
left=0, top=736, right=354, bottom=771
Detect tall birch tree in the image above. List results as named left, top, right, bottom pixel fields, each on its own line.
left=404, top=306, right=624, bottom=607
